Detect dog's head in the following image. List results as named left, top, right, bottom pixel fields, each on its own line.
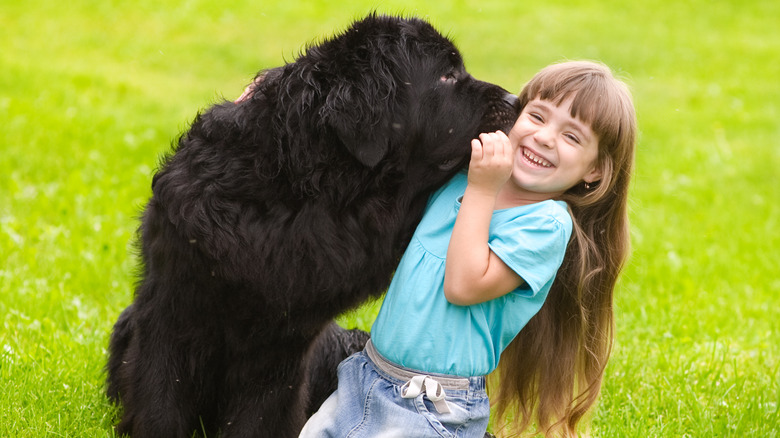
left=318, top=14, right=517, bottom=166
left=242, top=14, right=517, bottom=197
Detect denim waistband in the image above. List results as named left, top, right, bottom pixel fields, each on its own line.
left=365, top=340, right=484, bottom=392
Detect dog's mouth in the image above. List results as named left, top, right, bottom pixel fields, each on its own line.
left=437, top=158, right=463, bottom=172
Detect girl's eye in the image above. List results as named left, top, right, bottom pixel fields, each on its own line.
left=564, top=133, right=581, bottom=144
left=529, top=112, right=543, bottom=122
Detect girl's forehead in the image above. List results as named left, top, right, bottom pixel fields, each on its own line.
left=528, top=96, right=588, bottom=121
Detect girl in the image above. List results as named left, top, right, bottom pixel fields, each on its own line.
left=300, top=60, right=637, bottom=438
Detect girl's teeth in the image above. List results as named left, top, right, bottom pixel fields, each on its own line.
left=524, top=149, right=552, bottom=167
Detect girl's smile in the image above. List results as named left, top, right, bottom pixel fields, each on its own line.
left=520, top=146, right=554, bottom=168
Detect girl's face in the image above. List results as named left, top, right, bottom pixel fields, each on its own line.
left=505, top=96, right=602, bottom=201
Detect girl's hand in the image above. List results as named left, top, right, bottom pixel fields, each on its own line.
left=467, top=131, right=515, bottom=195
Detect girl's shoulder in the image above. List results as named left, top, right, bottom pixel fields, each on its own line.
left=496, top=199, right=572, bottom=230
left=531, top=199, right=571, bottom=226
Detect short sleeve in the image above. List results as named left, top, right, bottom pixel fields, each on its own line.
left=488, top=203, right=572, bottom=296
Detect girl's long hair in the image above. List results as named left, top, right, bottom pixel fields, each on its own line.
left=490, top=61, right=637, bottom=437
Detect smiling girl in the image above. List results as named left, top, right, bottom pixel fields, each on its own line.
left=300, top=60, right=637, bottom=438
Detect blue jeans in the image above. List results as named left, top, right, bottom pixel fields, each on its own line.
left=299, top=341, right=490, bottom=438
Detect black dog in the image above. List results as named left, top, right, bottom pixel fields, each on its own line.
left=107, top=13, right=517, bottom=437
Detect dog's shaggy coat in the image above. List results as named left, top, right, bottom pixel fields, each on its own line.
left=107, top=14, right=517, bottom=437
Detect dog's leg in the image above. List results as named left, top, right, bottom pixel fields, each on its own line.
left=106, top=304, right=134, bottom=402
left=303, top=322, right=369, bottom=417
left=219, top=341, right=312, bottom=438
left=114, top=313, right=221, bottom=438
left=118, top=347, right=216, bottom=438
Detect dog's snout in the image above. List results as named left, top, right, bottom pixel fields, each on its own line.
left=503, top=93, right=518, bottom=106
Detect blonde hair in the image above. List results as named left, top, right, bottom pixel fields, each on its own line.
left=490, top=61, right=637, bottom=437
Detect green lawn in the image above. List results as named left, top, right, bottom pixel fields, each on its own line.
left=1, top=0, right=778, bottom=436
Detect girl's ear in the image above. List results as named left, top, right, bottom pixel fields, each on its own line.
left=585, top=155, right=610, bottom=185
left=582, top=167, right=601, bottom=184
left=584, top=166, right=603, bottom=184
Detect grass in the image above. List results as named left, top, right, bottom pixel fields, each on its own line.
left=1, top=0, right=778, bottom=436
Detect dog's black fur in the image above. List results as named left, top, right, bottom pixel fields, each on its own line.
left=302, top=322, right=370, bottom=417
left=107, top=13, right=517, bottom=437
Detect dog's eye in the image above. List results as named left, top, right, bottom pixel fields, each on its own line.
left=440, top=73, right=457, bottom=84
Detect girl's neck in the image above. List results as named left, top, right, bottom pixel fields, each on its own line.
left=494, top=184, right=558, bottom=210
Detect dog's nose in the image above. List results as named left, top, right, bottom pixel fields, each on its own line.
left=503, top=93, right=518, bottom=106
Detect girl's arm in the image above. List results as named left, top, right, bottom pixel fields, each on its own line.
left=443, top=132, right=524, bottom=306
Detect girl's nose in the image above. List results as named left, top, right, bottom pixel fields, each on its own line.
left=533, top=127, right=555, bottom=149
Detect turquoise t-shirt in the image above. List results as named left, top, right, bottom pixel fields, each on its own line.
left=371, top=171, right=573, bottom=377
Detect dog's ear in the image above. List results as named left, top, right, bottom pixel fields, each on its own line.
left=322, top=73, right=394, bottom=168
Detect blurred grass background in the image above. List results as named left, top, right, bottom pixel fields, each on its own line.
left=1, top=0, right=778, bottom=436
